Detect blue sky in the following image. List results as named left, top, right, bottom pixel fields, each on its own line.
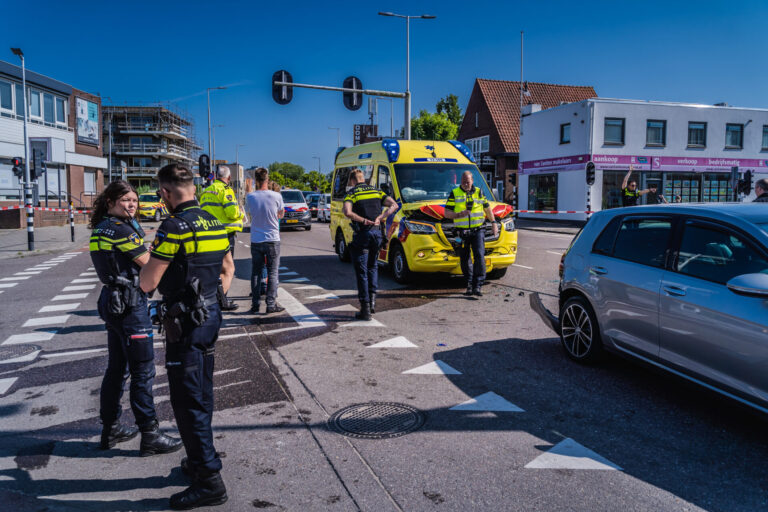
left=4, top=0, right=766, bottom=173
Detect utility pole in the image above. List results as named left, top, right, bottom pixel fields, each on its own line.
left=11, top=47, right=34, bottom=250
left=207, top=86, right=226, bottom=177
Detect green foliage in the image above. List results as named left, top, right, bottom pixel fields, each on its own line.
left=436, top=94, right=463, bottom=126
left=265, top=162, right=331, bottom=193
left=268, top=162, right=304, bottom=181
left=135, top=184, right=153, bottom=195
left=411, top=110, right=458, bottom=141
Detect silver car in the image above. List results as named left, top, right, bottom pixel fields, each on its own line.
left=532, top=203, right=768, bottom=413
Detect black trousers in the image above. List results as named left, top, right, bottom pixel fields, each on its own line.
left=459, top=228, right=486, bottom=289
left=350, top=228, right=382, bottom=302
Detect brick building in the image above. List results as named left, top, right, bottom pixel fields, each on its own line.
left=457, top=78, right=596, bottom=202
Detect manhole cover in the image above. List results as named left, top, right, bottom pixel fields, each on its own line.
left=328, top=402, right=426, bottom=439
left=0, top=344, right=40, bottom=362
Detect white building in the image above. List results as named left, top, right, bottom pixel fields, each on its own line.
left=518, top=98, right=768, bottom=221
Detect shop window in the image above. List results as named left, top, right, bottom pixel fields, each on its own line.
left=560, top=123, right=570, bottom=144
left=528, top=174, right=557, bottom=211
left=604, top=118, right=625, bottom=145
left=688, top=122, right=706, bottom=147
left=664, top=173, right=700, bottom=203
left=762, top=125, right=768, bottom=150
left=701, top=173, right=731, bottom=203
left=602, top=170, right=631, bottom=209
left=725, top=123, right=743, bottom=149
left=646, top=120, right=666, bottom=146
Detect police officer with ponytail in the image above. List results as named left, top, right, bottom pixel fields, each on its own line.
left=89, top=180, right=183, bottom=455
left=140, top=164, right=234, bottom=510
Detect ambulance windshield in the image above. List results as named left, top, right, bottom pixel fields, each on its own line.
left=393, top=163, right=495, bottom=203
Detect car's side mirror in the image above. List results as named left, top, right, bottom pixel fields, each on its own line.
left=726, top=273, right=768, bottom=298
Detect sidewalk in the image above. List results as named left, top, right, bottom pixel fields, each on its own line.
left=0, top=224, right=91, bottom=258
left=515, top=218, right=583, bottom=235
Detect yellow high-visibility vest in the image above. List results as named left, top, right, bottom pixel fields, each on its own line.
left=200, top=179, right=243, bottom=233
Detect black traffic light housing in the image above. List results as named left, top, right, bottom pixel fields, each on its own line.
left=198, top=154, right=211, bottom=179
left=272, top=70, right=293, bottom=105
left=507, top=173, right=517, bottom=186
left=586, top=162, right=596, bottom=186
left=739, top=169, right=753, bottom=195
left=343, top=76, right=363, bottom=111
left=11, top=157, right=23, bottom=180
left=31, top=150, right=46, bottom=179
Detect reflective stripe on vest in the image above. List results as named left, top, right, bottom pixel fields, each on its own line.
left=451, top=187, right=486, bottom=229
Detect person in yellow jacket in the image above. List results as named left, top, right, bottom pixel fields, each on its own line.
left=201, top=165, right=244, bottom=311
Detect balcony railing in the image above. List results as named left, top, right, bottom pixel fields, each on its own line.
left=116, top=122, right=188, bottom=139
left=112, top=143, right=193, bottom=160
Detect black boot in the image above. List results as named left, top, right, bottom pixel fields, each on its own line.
left=369, top=293, right=376, bottom=314
left=473, top=286, right=483, bottom=297
left=221, top=299, right=239, bottom=312
left=355, top=301, right=371, bottom=321
left=170, top=470, right=228, bottom=510
left=100, top=422, right=139, bottom=450
left=140, top=421, right=183, bottom=457
left=463, top=286, right=473, bottom=296
left=180, top=452, right=224, bottom=477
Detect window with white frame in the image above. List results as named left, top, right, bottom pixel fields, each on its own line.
left=465, top=135, right=489, bottom=157
left=0, top=80, right=11, bottom=111
left=29, top=89, right=41, bottom=118
left=84, top=170, right=96, bottom=193
left=14, top=84, right=24, bottom=117
left=43, top=93, right=55, bottom=124
left=55, top=97, right=66, bottom=125
left=560, top=123, right=570, bottom=144
left=762, top=125, right=768, bottom=150
left=725, top=123, right=743, bottom=149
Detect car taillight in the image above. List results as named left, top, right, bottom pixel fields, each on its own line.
left=559, top=252, right=565, bottom=278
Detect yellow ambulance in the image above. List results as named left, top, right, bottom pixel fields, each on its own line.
left=330, top=139, right=518, bottom=283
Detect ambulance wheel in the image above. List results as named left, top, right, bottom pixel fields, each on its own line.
left=336, top=231, right=350, bottom=262
left=487, top=267, right=507, bottom=280
left=154, top=210, right=161, bottom=222
left=305, top=224, right=311, bottom=231
left=390, top=244, right=412, bottom=284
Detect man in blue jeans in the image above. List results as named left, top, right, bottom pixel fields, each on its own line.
left=246, top=167, right=285, bottom=314
left=343, top=169, right=398, bottom=320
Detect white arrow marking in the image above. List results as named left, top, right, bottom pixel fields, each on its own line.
left=449, top=391, right=524, bottom=412
left=307, top=293, right=339, bottom=300
left=369, top=336, right=418, bottom=348
left=402, top=360, right=461, bottom=375
left=338, top=318, right=385, bottom=328
left=525, top=438, right=622, bottom=470
left=283, top=277, right=310, bottom=283
left=2, top=330, right=58, bottom=345
left=0, top=377, right=17, bottom=395
left=321, top=304, right=358, bottom=312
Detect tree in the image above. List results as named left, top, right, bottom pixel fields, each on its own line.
left=268, top=161, right=304, bottom=182
left=302, top=170, right=330, bottom=193
left=436, top=94, right=463, bottom=126
left=411, top=110, right=458, bottom=141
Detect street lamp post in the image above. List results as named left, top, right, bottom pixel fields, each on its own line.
left=378, top=11, right=435, bottom=140
left=11, top=47, right=34, bottom=250
left=328, top=127, right=340, bottom=148
left=312, top=156, right=321, bottom=174
left=212, top=124, right=224, bottom=171
left=235, top=143, right=246, bottom=195
left=207, top=86, right=227, bottom=168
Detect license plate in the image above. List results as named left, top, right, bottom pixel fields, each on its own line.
left=287, top=219, right=298, bottom=223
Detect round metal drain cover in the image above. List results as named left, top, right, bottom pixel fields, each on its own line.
left=328, top=402, right=426, bottom=439
left=0, top=344, right=40, bottom=362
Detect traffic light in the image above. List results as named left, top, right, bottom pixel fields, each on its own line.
left=586, top=162, right=596, bottom=186
left=32, top=150, right=46, bottom=179
left=739, top=169, right=753, bottom=195
left=272, top=70, right=293, bottom=105
left=11, top=157, right=23, bottom=180
left=507, top=173, right=516, bottom=186
left=198, top=154, right=210, bottom=179
left=343, top=76, right=363, bottom=111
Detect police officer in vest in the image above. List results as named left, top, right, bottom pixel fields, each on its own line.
left=621, top=165, right=650, bottom=206
left=200, top=165, right=243, bottom=311
left=140, top=164, right=234, bottom=509
left=444, top=171, right=498, bottom=297
left=90, top=180, right=183, bottom=455
left=343, top=169, right=398, bottom=320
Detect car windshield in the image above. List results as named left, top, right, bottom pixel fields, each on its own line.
left=139, top=194, right=158, bottom=202
left=281, top=191, right=305, bottom=203
left=393, top=163, right=495, bottom=203
left=308, top=196, right=319, bottom=207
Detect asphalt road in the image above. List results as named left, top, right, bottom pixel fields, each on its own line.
left=0, top=219, right=764, bottom=511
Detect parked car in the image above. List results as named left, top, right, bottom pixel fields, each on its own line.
left=138, top=193, right=168, bottom=222
left=531, top=203, right=768, bottom=414
left=280, top=189, right=312, bottom=230
left=317, top=193, right=331, bottom=222
left=306, top=193, right=320, bottom=219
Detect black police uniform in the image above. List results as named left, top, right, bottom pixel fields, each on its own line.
left=149, top=200, right=230, bottom=507
left=621, top=187, right=640, bottom=206
left=91, top=216, right=159, bottom=446
left=344, top=184, right=387, bottom=314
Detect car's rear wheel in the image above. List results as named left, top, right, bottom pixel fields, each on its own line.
left=335, top=231, right=350, bottom=262
left=390, top=244, right=413, bottom=284
left=154, top=209, right=161, bottom=222
left=559, top=296, right=602, bottom=364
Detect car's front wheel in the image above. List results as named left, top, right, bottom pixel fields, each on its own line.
left=390, top=244, right=413, bottom=284
left=559, top=296, right=602, bottom=364
left=335, top=231, right=350, bottom=262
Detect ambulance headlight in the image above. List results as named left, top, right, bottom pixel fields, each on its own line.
left=402, top=219, right=436, bottom=234
left=502, top=217, right=516, bottom=232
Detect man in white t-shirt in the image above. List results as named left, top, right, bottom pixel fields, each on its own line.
left=246, top=168, right=285, bottom=314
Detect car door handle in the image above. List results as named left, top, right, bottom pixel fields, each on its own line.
left=590, top=266, right=607, bottom=275
left=663, top=285, right=686, bottom=297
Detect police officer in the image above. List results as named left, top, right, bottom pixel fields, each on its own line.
left=620, top=165, right=650, bottom=206
left=200, top=165, right=243, bottom=311
left=140, top=164, right=234, bottom=510
left=754, top=178, right=768, bottom=202
left=343, top=169, right=398, bottom=320
left=444, top=171, right=498, bottom=297
left=89, top=180, right=183, bottom=455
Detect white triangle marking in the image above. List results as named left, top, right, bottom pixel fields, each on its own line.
left=294, top=285, right=323, bottom=290
left=279, top=271, right=299, bottom=276
left=403, top=360, right=461, bottom=375
left=369, top=336, right=418, bottom=348
left=525, top=438, right=622, bottom=470
left=338, top=318, right=384, bottom=328
left=0, top=377, right=17, bottom=395
left=307, top=293, right=339, bottom=300
left=449, top=391, right=524, bottom=412
left=321, top=304, right=358, bottom=312
left=284, top=277, right=309, bottom=283
left=0, top=350, right=41, bottom=365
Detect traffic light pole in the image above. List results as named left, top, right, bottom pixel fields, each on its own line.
left=273, top=81, right=406, bottom=100
left=19, top=53, right=34, bottom=251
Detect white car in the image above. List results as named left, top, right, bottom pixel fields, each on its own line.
left=317, top=193, right=331, bottom=223
left=280, top=189, right=312, bottom=230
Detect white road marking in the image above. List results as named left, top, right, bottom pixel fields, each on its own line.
left=0, top=377, right=18, bottom=395
left=79, top=272, right=97, bottom=276
left=403, top=360, right=462, bottom=375
left=546, top=251, right=563, bottom=255
left=276, top=287, right=325, bottom=328
left=279, top=271, right=299, bottom=276
left=307, top=293, right=339, bottom=300
left=52, top=293, right=90, bottom=301
left=338, top=318, right=385, bottom=328
left=27, top=267, right=52, bottom=270
left=0, top=350, right=41, bottom=365
left=279, top=266, right=288, bottom=270
left=15, top=271, right=41, bottom=275
left=23, top=315, right=70, bottom=327
left=87, top=267, right=95, bottom=271
left=43, top=347, right=107, bottom=359
left=369, top=336, right=418, bottom=348
left=0, top=283, right=18, bottom=289
left=525, top=438, right=622, bottom=470
left=512, top=264, right=534, bottom=270
left=283, top=277, right=310, bottom=283
left=294, top=285, right=322, bottom=290
left=1, top=276, right=30, bottom=281
left=321, top=304, right=358, bottom=312
left=65, top=252, right=81, bottom=255
left=61, top=285, right=96, bottom=292
left=218, top=333, right=249, bottom=340
left=70, top=278, right=100, bottom=283
left=449, top=391, right=524, bottom=412
left=39, top=303, right=80, bottom=313
left=2, top=330, right=58, bottom=345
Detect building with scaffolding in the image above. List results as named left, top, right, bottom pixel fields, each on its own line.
left=102, top=104, right=200, bottom=188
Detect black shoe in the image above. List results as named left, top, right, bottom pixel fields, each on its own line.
left=265, top=305, right=285, bottom=314
left=473, top=288, right=483, bottom=297
left=355, top=302, right=371, bottom=321
left=140, top=421, right=184, bottom=457
left=369, top=294, right=376, bottom=314
left=463, top=287, right=473, bottom=296
left=170, top=471, right=228, bottom=510
left=249, top=304, right=260, bottom=314
left=100, top=422, right=139, bottom=450
left=221, top=300, right=239, bottom=312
